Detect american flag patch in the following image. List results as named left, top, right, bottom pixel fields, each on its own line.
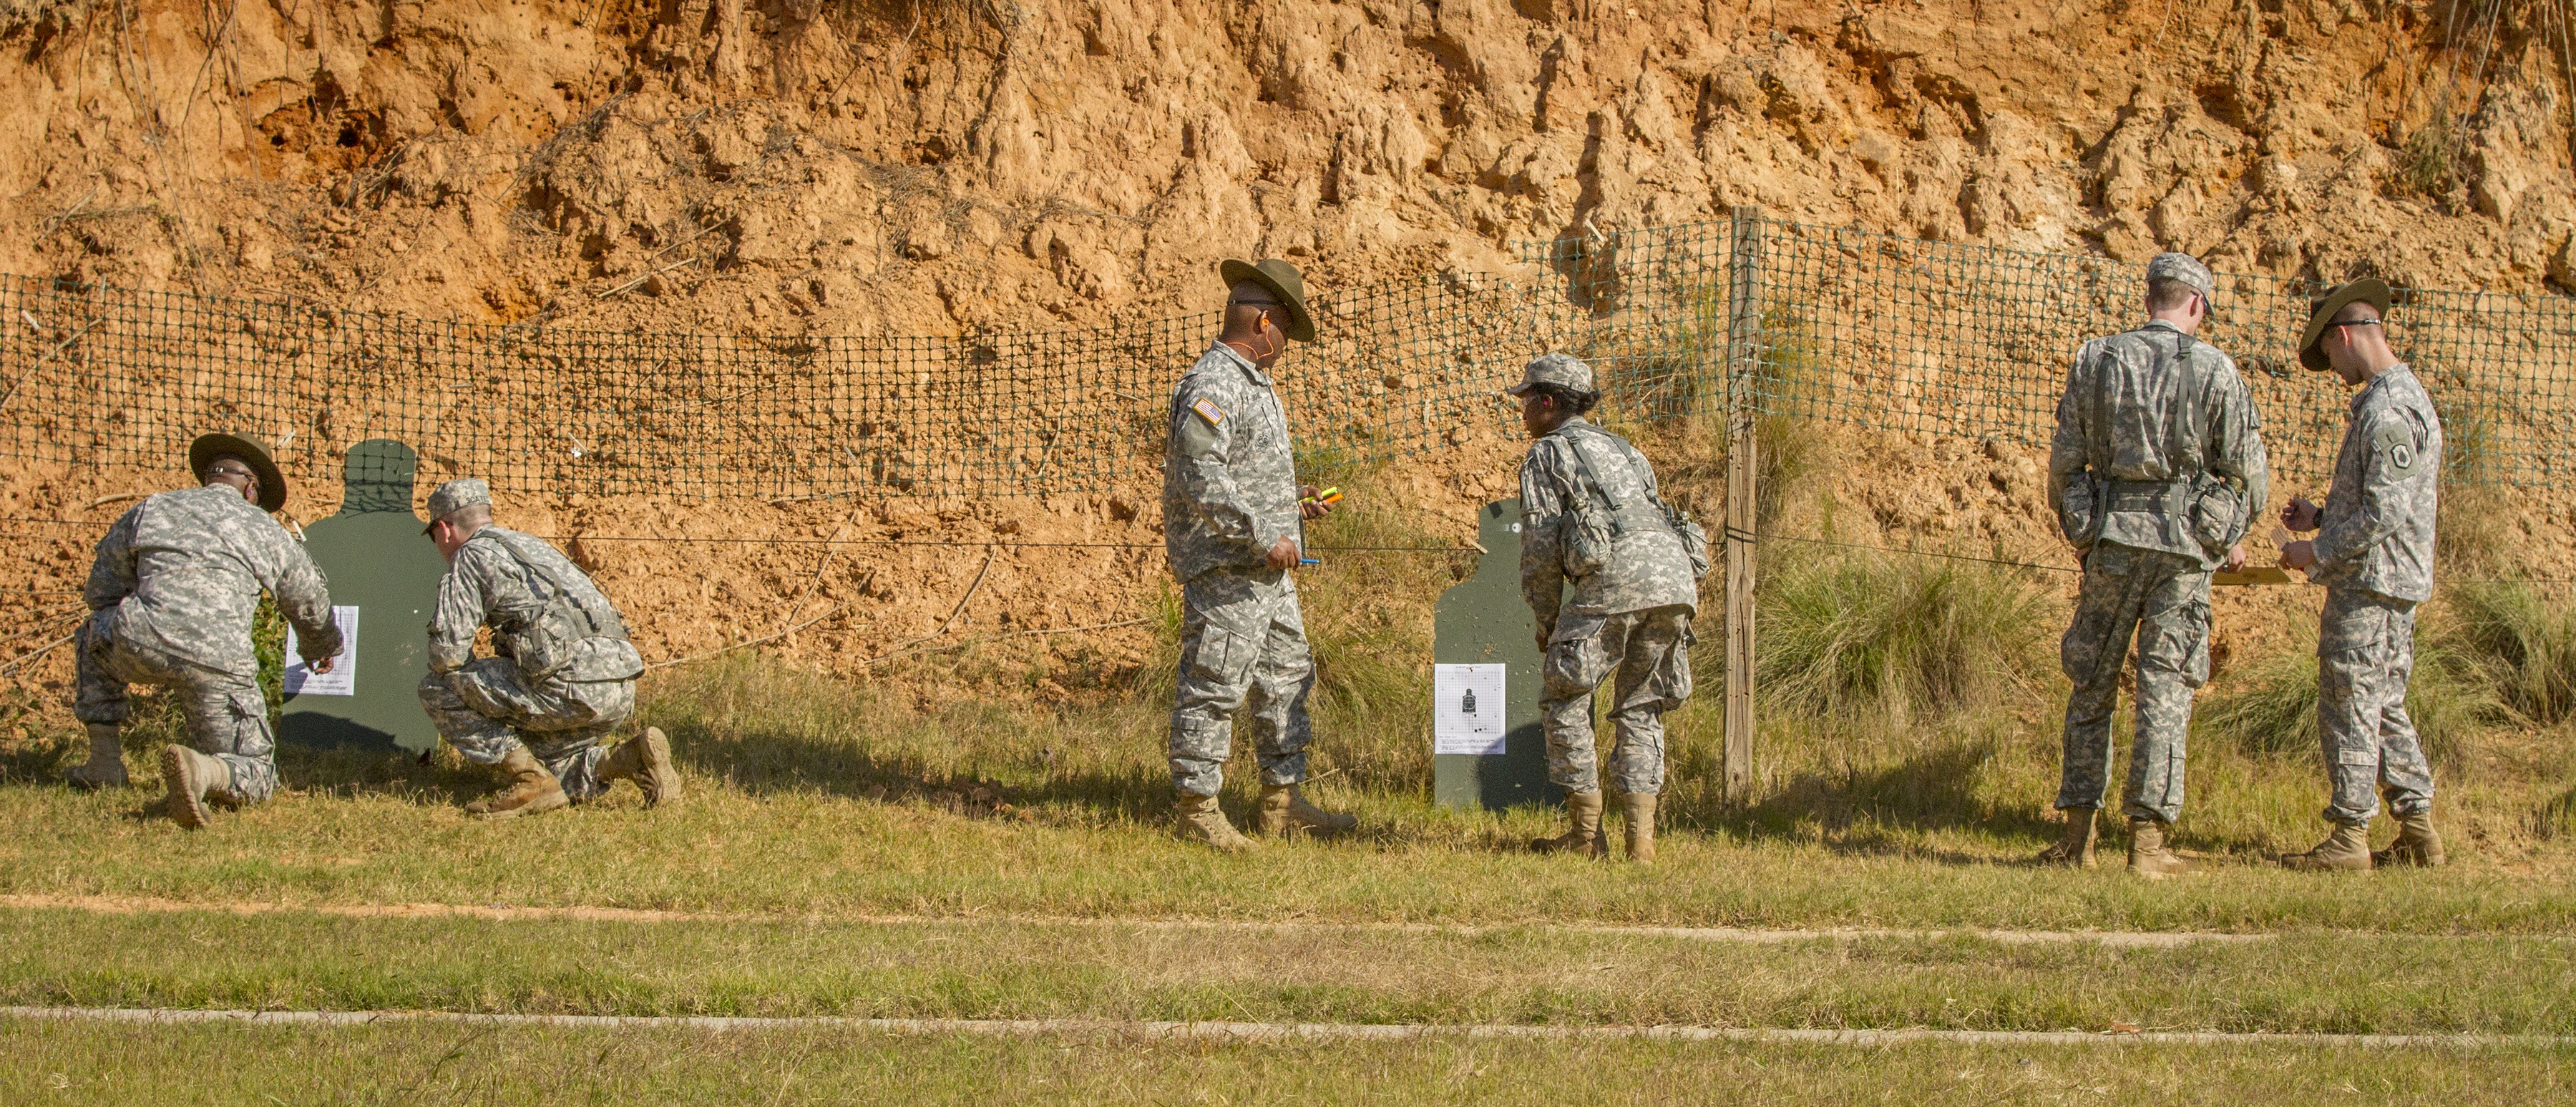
left=1190, top=396, right=1226, bottom=426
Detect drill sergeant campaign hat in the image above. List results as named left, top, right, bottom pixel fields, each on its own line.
left=2298, top=277, right=2393, bottom=373
left=1506, top=352, right=1596, bottom=396
left=423, top=477, right=493, bottom=535
left=2145, top=252, right=2216, bottom=305
left=187, top=431, right=289, bottom=513
left=1216, top=258, right=1317, bottom=343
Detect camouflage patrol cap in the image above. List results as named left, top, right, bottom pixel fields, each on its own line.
left=2145, top=252, right=2215, bottom=303
left=1506, top=353, right=1596, bottom=396
left=422, top=478, right=492, bottom=535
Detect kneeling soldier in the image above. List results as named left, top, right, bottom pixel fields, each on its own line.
left=1511, top=354, right=1705, bottom=862
left=416, top=479, right=676, bottom=816
left=72, top=432, right=343, bottom=829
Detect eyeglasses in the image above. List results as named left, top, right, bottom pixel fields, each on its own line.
left=206, top=465, right=255, bottom=480
left=2324, top=318, right=2382, bottom=331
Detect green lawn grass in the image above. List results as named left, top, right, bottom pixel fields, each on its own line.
left=4, top=907, right=2575, bottom=1034
left=6, top=454, right=2575, bottom=1098
left=5, top=1018, right=2571, bottom=1106
left=2, top=648, right=2574, bottom=933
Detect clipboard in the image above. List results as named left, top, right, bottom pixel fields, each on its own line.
left=2213, top=566, right=2296, bottom=586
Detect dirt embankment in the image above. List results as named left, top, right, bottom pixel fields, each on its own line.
left=1, top=0, right=2572, bottom=708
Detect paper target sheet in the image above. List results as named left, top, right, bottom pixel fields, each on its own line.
left=1433, top=663, right=1508, bottom=756
left=283, top=605, right=359, bottom=696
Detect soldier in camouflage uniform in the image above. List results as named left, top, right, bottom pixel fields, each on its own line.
left=2041, top=253, right=2270, bottom=877
left=1511, top=354, right=1705, bottom=863
left=1161, top=258, right=1355, bottom=851
left=416, top=479, right=678, bottom=818
left=2278, top=278, right=2445, bottom=872
left=71, top=432, right=344, bottom=830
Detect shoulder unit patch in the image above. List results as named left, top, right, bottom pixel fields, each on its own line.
left=2373, top=421, right=2418, bottom=472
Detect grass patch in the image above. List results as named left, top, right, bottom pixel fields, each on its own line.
left=1757, top=548, right=2057, bottom=726
left=2448, top=582, right=2576, bottom=725
left=2194, top=610, right=2501, bottom=762
left=9, top=1020, right=2572, bottom=1106
left=7, top=908, right=2576, bottom=1034
left=4, top=730, right=2576, bottom=932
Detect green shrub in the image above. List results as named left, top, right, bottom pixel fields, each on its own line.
left=1757, top=548, right=2057, bottom=726
left=2397, top=121, right=2457, bottom=198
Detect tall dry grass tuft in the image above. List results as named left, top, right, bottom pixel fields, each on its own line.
left=2446, top=582, right=2576, bottom=725
left=1757, top=548, right=2058, bottom=727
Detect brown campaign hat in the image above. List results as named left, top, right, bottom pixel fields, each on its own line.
left=188, top=431, right=288, bottom=513
left=2298, top=278, right=2392, bottom=373
left=1217, top=258, right=1317, bottom=343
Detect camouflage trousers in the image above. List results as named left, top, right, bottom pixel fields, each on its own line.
left=416, top=660, right=635, bottom=803
left=1539, top=605, right=1694, bottom=796
left=2056, top=543, right=2212, bottom=824
left=71, top=610, right=280, bottom=804
left=2316, top=587, right=2435, bottom=826
left=1167, top=568, right=1313, bottom=797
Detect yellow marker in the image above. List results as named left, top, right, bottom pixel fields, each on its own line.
left=1304, top=486, right=1342, bottom=504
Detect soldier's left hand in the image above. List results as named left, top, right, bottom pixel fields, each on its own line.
left=2280, top=540, right=2318, bottom=573
left=1298, top=485, right=1335, bottom=520
left=2223, top=542, right=2247, bottom=572
left=308, top=655, right=336, bottom=675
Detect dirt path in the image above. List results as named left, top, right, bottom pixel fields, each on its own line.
left=5, top=1005, right=2560, bottom=1049
left=0, top=892, right=2270, bottom=947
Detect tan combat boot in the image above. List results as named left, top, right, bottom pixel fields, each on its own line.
left=160, top=744, right=228, bottom=830
left=65, top=723, right=130, bottom=790
left=2034, top=806, right=2098, bottom=868
left=2127, top=817, right=2191, bottom=879
left=1620, top=792, right=1657, bottom=864
left=1530, top=790, right=1607, bottom=858
left=2372, top=811, right=2445, bottom=868
left=1257, top=783, right=1356, bottom=837
left=465, top=747, right=569, bottom=819
left=1176, top=791, right=1257, bottom=852
left=2281, top=821, right=2373, bottom=872
left=597, top=726, right=683, bottom=809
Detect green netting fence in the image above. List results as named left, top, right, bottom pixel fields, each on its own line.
left=2, top=212, right=2570, bottom=502
left=1528, top=216, right=2576, bottom=492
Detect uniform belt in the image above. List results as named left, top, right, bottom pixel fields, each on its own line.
left=2103, top=479, right=2189, bottom=511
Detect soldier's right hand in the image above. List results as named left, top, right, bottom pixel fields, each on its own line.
left=308, top=655, right=336, bottom=675
left=2280, top=497, right=2322, bottom=533
left=1266, top=535, right=1301, bottom=570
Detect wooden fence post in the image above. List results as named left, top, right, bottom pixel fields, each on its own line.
left=1722, top=206, right=1764, bottom=803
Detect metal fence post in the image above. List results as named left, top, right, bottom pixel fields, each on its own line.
left=1722, top=206, right=1764, bottom=803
